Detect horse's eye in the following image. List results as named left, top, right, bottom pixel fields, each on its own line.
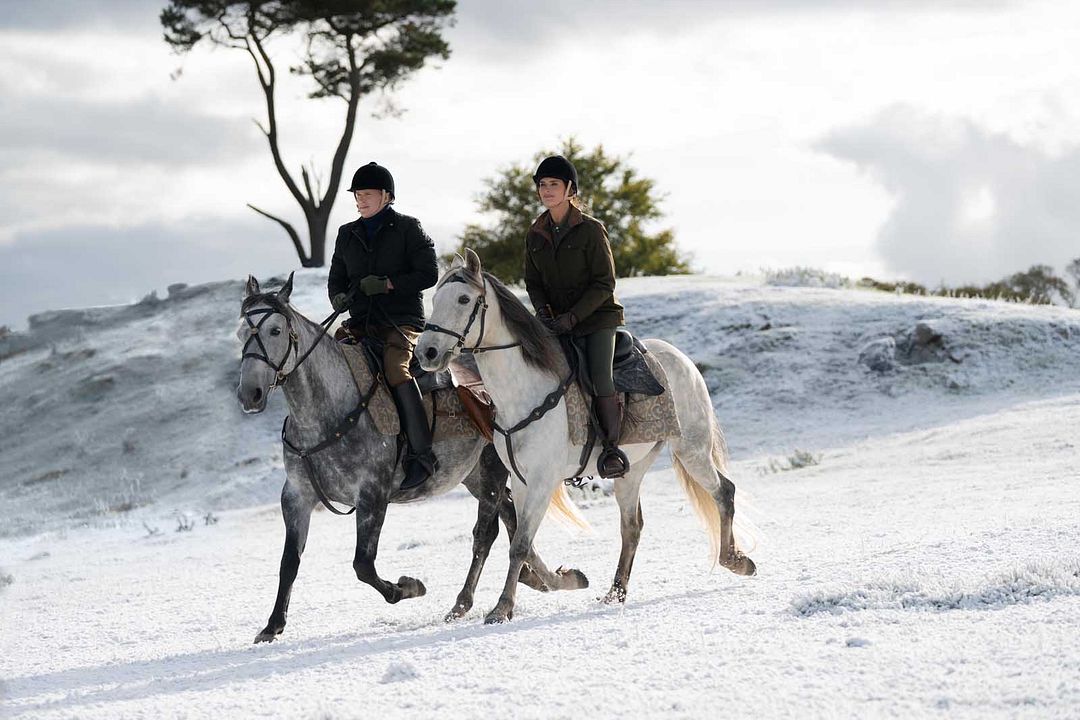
left=458, top=295, right=470, bottom=305
left=270, top=327, right=282, bottom=336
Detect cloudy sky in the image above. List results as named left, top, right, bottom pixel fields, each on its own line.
left=3, top=0, right=1080, bottom=327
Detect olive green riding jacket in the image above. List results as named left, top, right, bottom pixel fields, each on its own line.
left=523, top=205, right=625, bottom=337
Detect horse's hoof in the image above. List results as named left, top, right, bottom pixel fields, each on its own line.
left=721, top=552, right=757, bottom=577
left=601, top=587, right=627, bottom=605
left=253, top=626, right=280, bottom=644
left=556, top=566, right=590, bottom=590
left=397, top=576, right=427, bottom=599
left=444, top=607, right=467, bottom=623
left=484, top=608, right=513, bottom=624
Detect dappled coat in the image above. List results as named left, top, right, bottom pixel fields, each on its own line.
left=523, top=205, right=625, bottom=336
left=327, top=207, right=438, bottom=330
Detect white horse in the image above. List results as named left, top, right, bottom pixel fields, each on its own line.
left=415, top=250, right=756, bottom=623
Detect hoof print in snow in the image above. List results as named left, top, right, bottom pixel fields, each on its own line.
left=845, top=637, right=871, bottom=648
left=380, top=662, right=419, bottom=683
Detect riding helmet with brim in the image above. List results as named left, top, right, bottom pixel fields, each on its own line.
left=533, top=155, right=578, bottom=195
left=348, top=161, right=395, bottom=199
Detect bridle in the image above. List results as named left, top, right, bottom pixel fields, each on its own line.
left=241, top=301, right=340, bottom=393
left=422, top=273, right=521, bottom=355
left=241, top=296, right=369, bottom=516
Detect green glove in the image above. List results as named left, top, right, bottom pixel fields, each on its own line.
left=360, top=275, right=390, bottom=296
left=331, top=292, right=350, bottom=312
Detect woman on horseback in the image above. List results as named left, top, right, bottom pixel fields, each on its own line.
left=523, top=155, right=629, bottom=478
left=328, top=161, right=439, bottom=490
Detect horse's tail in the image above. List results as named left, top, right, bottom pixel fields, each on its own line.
left=672, top=416, right=729, bottom=566
left=546, top=482, right=591, bottom=531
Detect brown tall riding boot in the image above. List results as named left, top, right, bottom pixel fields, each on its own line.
left=595, top=395, right=629, bottom=478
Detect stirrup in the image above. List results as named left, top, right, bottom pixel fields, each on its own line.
left=597, top=446, right=629, bottom=479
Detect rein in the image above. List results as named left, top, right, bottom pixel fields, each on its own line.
left=242, top=295, right=374, bottom=515
left=279, top=348, right=382, bottom=516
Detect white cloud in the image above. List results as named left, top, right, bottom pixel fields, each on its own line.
left=818, top=105, right=1080, bottom=285
left=3, top=0, right=1080, bottom=324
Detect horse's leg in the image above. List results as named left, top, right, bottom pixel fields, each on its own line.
left=494, top=485, right=588, bottom=593
left=352, top=485, right=427, bottom=603
left=603, top=441, right=664, bottom=604
left=714, top=469, right=756, bottom=575
left=447, top=447, right=505, bottom=621
left=485, top=475, right=559, bottom=624
left=671, top=439, right=757, bottom=577
left=255, top=484, right=316, bottom=643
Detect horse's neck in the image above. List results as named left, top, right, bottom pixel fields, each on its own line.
left=473, top=303, right=563, bottom=428
left=280, top=313, right=358, bottom=437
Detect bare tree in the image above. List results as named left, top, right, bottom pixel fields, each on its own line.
left=162, top=0, right=456, bottom=266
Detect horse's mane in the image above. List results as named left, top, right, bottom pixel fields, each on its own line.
left=442, top=267, right=563, bottom=375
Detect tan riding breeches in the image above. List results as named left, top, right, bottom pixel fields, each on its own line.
left=378, top=325, right=420, bottom=387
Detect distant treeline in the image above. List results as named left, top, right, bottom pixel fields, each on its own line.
left=766, top=258, right=1080, bottom=307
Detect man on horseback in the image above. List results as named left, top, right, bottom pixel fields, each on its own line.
left=328, top=161, right=439, bottom=490
left=523, top=155, right=630, bottom=478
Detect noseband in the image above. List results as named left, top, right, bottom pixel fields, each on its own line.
left=422, top=274, right=521, bottom=354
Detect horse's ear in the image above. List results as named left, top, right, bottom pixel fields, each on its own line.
left=449, top=253, right=465, bottom=270
left=278, top=271, right=294, bottom=303
left=245, top=275, right=260, bottom=298
left=465, top=248, right=482, bottom=276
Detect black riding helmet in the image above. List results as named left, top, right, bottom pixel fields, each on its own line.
left=532, top=155, right=577, bottom=196
left=348, top=161, right=395, bottom=199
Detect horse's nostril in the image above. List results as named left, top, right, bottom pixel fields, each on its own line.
left=424, top=346, right=438, bottom=361
left=253, top=388, right=263, bottom=404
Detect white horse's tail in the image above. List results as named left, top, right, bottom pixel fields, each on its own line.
left=672, top=416, right=728, bottom=566
left=546, top=483, right=591, bottom=531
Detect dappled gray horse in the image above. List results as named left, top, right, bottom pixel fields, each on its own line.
left=417, top=251, right=756, bottom=624
left=236, top=274, right=587, bottom=642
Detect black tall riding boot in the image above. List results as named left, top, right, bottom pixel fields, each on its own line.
left=595, top=394, right=629, bottom=478
left=391, top=380, right=438, bottom=491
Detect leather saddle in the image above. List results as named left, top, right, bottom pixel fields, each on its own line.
left=336, top=328, right=495, bottom=441
left=564, top=329, right=665, bottom=399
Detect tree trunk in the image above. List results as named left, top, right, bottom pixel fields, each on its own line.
left=305, top=209, right=331, bottom=268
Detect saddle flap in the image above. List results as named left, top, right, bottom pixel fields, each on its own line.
left=614, top=329, right=634, bottom=362
left=566, top=330, right=665, bottom=398
left=446, top=354, right=495, bottom=442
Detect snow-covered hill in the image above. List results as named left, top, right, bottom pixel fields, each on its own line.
left=2, top=270, right=1078, bottom=538
left=3, top=271, right=1080, bottom=718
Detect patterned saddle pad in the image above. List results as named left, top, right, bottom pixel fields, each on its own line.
left=338, top=343, right=478, bottom=441
left=564, top=347, right=681, bottom=446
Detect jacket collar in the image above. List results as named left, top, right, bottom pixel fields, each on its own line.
left=529, top=204, right=584, bottom=243
left=350, top=206, right=399, bottom=246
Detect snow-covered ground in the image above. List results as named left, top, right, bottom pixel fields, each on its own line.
left=2, top=271, right=1079, bottom=718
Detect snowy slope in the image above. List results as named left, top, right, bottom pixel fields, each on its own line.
left=2, top=394, right=1078, bottom=718
left=2, top=271, right=1080, bottom=718
left=1, top=270, right=1078, bottom=538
